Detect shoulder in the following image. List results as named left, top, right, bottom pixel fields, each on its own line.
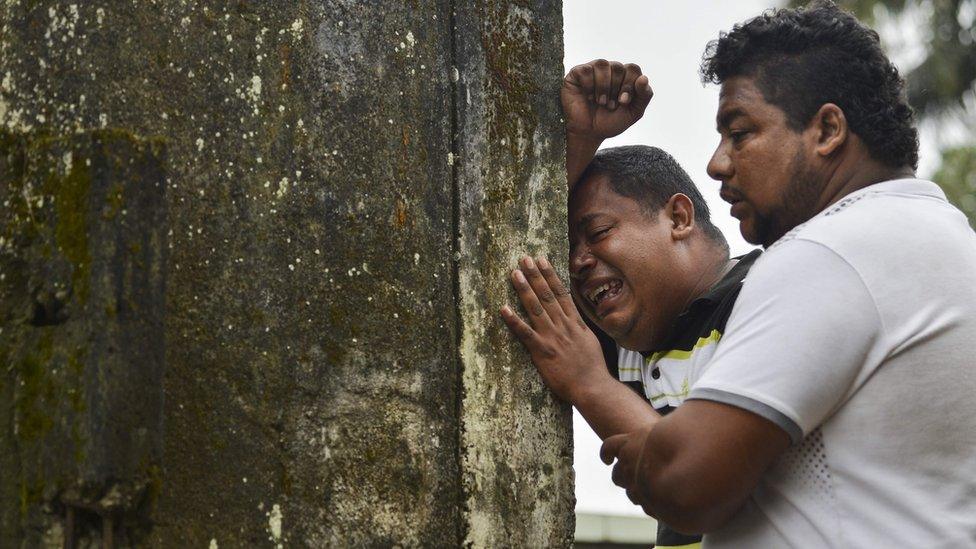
left=740, top=237, right=871, bottom=309
left=765, top=179, right=958, bottom=269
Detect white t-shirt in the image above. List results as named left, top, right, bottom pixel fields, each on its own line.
left=688, top=179, right=976, bottom=548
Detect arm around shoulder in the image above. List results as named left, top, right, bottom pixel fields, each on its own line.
left=631, top=399, right=791, bottom=533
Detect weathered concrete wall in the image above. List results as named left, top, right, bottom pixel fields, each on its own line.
left=454, top=2, right=575, bottom=547
left=0, top=1, right=571, bottom=546
left=0, top=131, right=167, bottom=547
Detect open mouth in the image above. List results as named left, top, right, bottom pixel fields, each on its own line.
left=586, top=279, right=623, bottom=307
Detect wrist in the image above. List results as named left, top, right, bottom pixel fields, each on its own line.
left=567, top=370, right=618, bottom=409
left=566, top=134, right=604, bottom=190
left=566, top=131, right=604, bottom=150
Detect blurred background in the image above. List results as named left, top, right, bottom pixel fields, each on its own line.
left=564, top=0, right=976, bottom=543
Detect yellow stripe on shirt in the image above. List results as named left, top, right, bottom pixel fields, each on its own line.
left=646, top=330, right=722, bottom=363
left=647, top=379, right=691, bottom=403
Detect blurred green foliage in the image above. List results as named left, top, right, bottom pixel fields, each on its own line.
left=934, top=146, right=976, bottom=227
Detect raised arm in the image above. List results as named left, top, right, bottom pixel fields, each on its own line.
left=562, top=60, right=653, bottom=190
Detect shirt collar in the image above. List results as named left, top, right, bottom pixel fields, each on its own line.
left=690, top=248, right=762, bottom=307
left=646, top=249, right=762, bottom=356
left=842, top=178, right=946, bottom=201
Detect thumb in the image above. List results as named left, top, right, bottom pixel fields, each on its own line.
left=630, top=74, right=653, bottom=114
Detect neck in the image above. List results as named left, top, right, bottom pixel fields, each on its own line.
left=683, top=243, right=732, bottom=309
left=645, top=242, right=731, bottom=353
left=818, top=150, right=916, bottom=212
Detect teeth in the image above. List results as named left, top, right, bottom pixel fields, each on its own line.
left=588, top=283, right=612, bottom=304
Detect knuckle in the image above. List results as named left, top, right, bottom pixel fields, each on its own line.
left=516, top=323, right=534, bottom=339
left=593, top=58, right=609, bottom=67
left=530, top=304, right=545, bottom=316
left=625, top=63, right=642, bottom=72
left=539, top=345, right=558, bottom=359
left=612, top=467, right=625, bottom=486
left=539, top=290, right=556, bottom=303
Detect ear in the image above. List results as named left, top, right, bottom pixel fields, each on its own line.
left=809, top=103, right=848, bottom=157
left=666, top=194, right=695, bottom=241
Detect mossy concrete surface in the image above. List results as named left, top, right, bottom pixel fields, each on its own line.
left=0, top=131, right=167, bottom=547
left=1, top=0, right=572, bottom=546
left=455, top=1, right=575, bottom=547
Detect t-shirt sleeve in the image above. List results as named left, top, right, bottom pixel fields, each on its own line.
left=687, top=238, right=883, bottom=444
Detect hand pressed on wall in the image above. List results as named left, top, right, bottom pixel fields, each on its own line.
left=499, top=255, right=611, bottom=404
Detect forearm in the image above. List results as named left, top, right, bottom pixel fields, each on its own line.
left=633, top=421, right=740, bottom=533
left=571, top=373, right=660, bottom=440
left=631, top=401, right=790, bottom=533
left=566, top=132, right=603, bottom=192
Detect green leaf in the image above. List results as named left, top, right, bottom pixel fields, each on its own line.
left=933, top=145, right=976, bottom=228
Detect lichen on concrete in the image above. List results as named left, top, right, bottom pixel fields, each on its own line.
left=455, top=1, right=575, bottom=547
left=1, top=0, right=573, bottom=546
left=0, top=130, right=167, bottom=546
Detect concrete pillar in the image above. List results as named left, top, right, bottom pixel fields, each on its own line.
left=0, top=1, right=571, bottom=546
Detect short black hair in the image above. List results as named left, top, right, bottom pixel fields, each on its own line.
left=575, top=145, right=727, bottom=247
left=700, top=0, right=919, bottom=170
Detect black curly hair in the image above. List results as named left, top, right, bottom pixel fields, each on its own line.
left=700, top=1, right=919, bottom=170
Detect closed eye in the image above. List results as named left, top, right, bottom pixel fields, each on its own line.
left=589, top=227, right=611, bottom=241
left=729, top=130, right=750, bottom=144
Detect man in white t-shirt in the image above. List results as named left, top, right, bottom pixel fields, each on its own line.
left=501, top=2, right=976, bottom=547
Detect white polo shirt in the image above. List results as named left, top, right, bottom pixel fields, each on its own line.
left=688, top=179, right=976, bottom=548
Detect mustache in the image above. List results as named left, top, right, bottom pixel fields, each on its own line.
left=719, top=185, right=744, bottom=202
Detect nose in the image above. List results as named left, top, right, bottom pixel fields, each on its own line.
left=706, top=139, right=733, bottom=182
left=569, top=245, right=596, bottom=280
